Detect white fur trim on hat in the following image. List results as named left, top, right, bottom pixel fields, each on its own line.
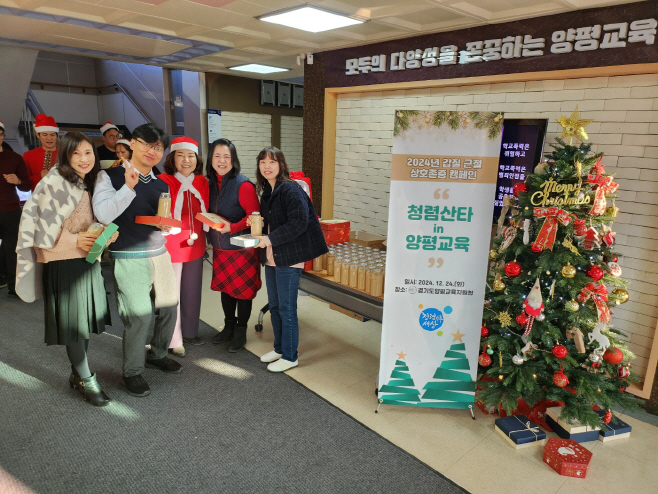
left=100, top=121, right=118, bottom=134
left=116, top=139, right=131, bottom=147
left=0, top=121, right=4, bottom=130
left=170, top=138, right=199, bottom=154
left=34, top=125, right=59, bottom=133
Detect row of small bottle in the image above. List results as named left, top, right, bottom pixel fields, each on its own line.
left=312, top=243, right=386, bottom=297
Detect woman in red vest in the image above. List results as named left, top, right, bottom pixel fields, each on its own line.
left=159, top=137, right=209, bottom=357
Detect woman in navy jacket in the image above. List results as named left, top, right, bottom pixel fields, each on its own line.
left=250, top=147, right=327, bottom=372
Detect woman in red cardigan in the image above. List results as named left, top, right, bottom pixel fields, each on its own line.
left=159, top=137, right=209, bottom=357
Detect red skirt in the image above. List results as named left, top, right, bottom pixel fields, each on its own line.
left=211, top=248, right=262, bottom=300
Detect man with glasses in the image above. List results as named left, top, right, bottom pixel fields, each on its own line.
left=0, top=120, right=32, bottom=297
left=93, top=123, right=181, bottom=397
left=97, top=121, right=122, bottom=169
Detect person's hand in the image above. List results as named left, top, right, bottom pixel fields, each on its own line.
left=77, top=232, right=99, bottom=252
left=218, top=222, right=231, bottom=234
left=3, top=174, right=21, bottom=185
left=106, top=232, right=119, bottom=245
left=245, top=216, right=252, bottom=227
left=252, top=235, right=269, bottom=249
left=40, top=169, right=49, bottom=178
left=122, top=158, right=139, bottom=190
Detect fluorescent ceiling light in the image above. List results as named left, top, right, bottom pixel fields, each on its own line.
left=229, top=64, right=290, bottom=74
left=259, top=6, right=364, bottom=33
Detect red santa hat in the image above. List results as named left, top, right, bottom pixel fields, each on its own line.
left=0, top=121, right=4, bottom=131
left=116, top=139, right=131, bottom=148
left=170, top=136, right=198, bottom=154
left=100, top=121, right=119, bottom=134
left=34, top=114, right=59, bottom=133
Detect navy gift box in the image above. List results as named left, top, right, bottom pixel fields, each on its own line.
left=545, top=407, right=600, bottom=443
left=595, top=410, right=632, bottom=442
left=495, top=415, right=547, bottom=449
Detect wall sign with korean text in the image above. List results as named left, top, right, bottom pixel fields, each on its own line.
left=378, top=110, right=503, bottom=410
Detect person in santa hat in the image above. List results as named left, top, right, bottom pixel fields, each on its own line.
left=0, top=120, right=32, bottom=297
left=97, top=121, right=121, bottom=169
left=23, top=114, right=59, bottom=191
left=110, top=138, right=133, bottom=169
left=207, top=138, right=262, bottom=353
left=158, top=137, right=209, bottom=356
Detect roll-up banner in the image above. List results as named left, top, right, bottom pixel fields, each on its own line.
left=378, top=111, right=504, bottom=409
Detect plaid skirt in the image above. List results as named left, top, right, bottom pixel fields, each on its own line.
left=211, top=248, right=261, bottom=300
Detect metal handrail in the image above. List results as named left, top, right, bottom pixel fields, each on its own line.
left=30, top=80, right=154, bottom=124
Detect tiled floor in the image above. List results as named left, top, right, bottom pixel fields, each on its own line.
left=199, top=264, right=658, bottom=494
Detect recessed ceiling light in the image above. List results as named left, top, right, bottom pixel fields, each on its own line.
left=229, top=64, right=290, bottom=74
left=259, top=6, right=365, bottom=33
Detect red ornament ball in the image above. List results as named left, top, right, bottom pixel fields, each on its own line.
left=481, top=326, right=489, bottom=338
left=504, top=261, right=522, bottom=278
left=603, top=347, right=624, bottom=365
left=587, top=265, right=605, bottom=282
left=552, top=345, right=568, bottom=359
left=604, top=256, right=619, bottom=263
left=516, top=313, right=529, bottom=326
left=618, top=365, right=630, bottom=379
left=513, top=182, right=528, bottom=197
left=603, top=410, right=612, bottom=424
left=478, top=353, right=492, bottom=367
left=553, top=369, right=569, bottom=388
left=530, top=243, right=542, bottom=253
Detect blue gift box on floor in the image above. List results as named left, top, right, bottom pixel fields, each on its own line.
left=494, top=415, right=547, bottom=449
left=545, top=407, right=600, bottom=443
left=595, top=410, right=632, bottom=442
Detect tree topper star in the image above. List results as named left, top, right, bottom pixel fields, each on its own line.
left=556, top=106, right=593, bottom=144
left=451, top=329, right=465, bottom=342
left=397, top=351, right=407, bottom=360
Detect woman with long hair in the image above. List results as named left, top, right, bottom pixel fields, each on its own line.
left=158, top=137, right=209, bottom=356
left=206, top=138, right=261, bottom=352
left=250, top=147, right=327, bottom=372
left=16, top=132, right=116, bottom=406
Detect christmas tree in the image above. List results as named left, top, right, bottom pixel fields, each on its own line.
left=378, top=356, right=421, bottom=405
left=420, top=339, right=475, bottom=409
left=477, top=107, right=640, bottom=428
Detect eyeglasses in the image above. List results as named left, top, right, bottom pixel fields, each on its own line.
left=107, top=133, right=122, bottom=140
left=135, top=138, right=164, bottom=153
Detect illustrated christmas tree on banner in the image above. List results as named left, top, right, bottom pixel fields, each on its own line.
left=378, top=354, right=421, bottom=405
left=477, top=107, right=641, bottom=428
left=419, top=333, right=475, bottom=409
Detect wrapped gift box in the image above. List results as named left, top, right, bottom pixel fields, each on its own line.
left=135, top=216, right=182, bottom=228
left=85, top=223, right=118, bottom=264
left=319, top=219, right=350, bottom=231
left=595, top=410, right=632, bottom=442
left=545, top=407, right=600, bottom=443
left=543, top=438, right=592, bottom=478
left=494, top=415, right=547, bottom=449
left=350, top=231, right=386, bottom=248
left=196, top=212, right=227, bottom=229
left=324, top=229, right=350, bottom=245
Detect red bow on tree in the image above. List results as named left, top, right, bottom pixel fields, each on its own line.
left=532, top=207, right=571, bottom=251
left=587, top=160, right=618, bottom=215
left=577, top=282, right=611, bottom=323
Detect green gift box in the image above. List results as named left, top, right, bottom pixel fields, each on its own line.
left=85, top=223, right=118, bottom=263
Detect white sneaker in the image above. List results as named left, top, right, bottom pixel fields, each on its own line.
left=260, top=351, right=283, bottom=363
left=267, top=358, right=298, bottom=373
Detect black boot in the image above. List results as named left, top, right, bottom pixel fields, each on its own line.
left=68, top=366, right=81, bottom=389
left=212, top=318, right=236, bottom=344
left=228, top=324, right=248, bottom=353
left=78, top=374, right=112, bottom=407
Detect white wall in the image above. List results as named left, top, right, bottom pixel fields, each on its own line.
left=334, top=73, right=658, bottom=379
left=32, top=90, right=99, bottom=125
left=0, top=46, right=38, bottom=139
left=281, top=115, right=303, bottom=172
left=221, top=111, right=272, bottom=181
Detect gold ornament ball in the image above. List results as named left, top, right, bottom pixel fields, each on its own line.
left=612, top=288, right=629, bottom=304
left=489, top=249, right=498, bottom=260
left=494, top=116, right=500, bottom=123
left=565, top=300, right=579, bottom=312
left=464, top=118, right=471, bottom=124
left=561, top=264, right=577, bottom=278
left=396, top=111, right=403, bottom=118
left=493, top=279, right=506, bottom=291
left=425, top=117, right=431, bottom=123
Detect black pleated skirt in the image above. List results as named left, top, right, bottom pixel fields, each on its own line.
left=43, top=258, right=111, bottom=346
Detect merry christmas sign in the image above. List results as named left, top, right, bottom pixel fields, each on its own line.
left=378, top=111, right=503, bottom=409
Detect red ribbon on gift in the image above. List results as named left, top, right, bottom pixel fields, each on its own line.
left=577, top=282, right=611, bottom=323
left=587, top=171, right=618, bottom=216
left=532, top=207, right=571, bottom=251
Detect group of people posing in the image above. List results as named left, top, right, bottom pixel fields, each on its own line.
left=4, top=114, right=327, bottom=407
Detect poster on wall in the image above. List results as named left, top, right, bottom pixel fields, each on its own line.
left=378, top=110, right=503, bottom=409
left=208, top=109, right=222, bottom=143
